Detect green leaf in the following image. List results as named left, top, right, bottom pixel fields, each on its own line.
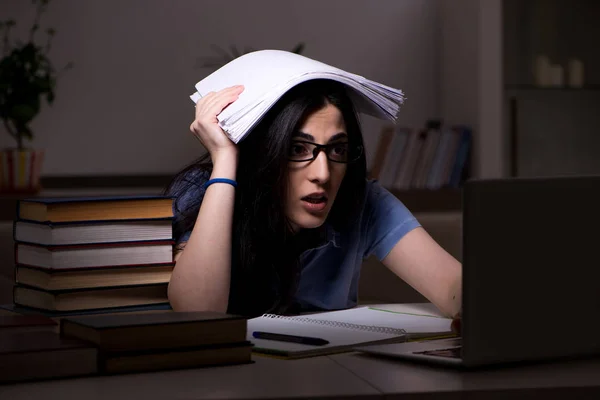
left=10, top=104, right=38, bottom=123
left=19, top=125, right=33, bottom=140
left=291, top=42, right=305, bottom=54
left=230, top=45, right=241, bottom=58
left=209, top=44, right=231, bottom=59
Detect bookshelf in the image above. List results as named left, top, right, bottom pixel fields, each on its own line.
left=368, top=122, right=470, bottom=213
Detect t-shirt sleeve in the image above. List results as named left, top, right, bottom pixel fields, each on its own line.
left=363, top=180, right=421, bottom=260
left=169, top=168, right=211, bottom=245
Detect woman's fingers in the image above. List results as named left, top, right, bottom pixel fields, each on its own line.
left=189, top=85, right=244, bottom=155
left=197, top=85, right=244, bottom=119
left=450, top=311, right=462, bottom=335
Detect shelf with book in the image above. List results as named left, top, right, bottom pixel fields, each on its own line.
left=370, top=122, right=470, bottom=213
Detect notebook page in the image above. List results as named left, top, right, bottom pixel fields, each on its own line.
left=247, top=313, right=402, bottom=355
left=298, top=306, right=452, bottom=333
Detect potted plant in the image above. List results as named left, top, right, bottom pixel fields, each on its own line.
left=0, top=0, right=73, bottom=194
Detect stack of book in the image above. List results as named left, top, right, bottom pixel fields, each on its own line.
left=10, top=195, right=176, bottom=316
left=0, top=311, right=251, bottom=383
left=60, top=311, right=252, bottom=375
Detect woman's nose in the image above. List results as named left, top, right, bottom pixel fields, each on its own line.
left=308, top=150, right=331, bottom=183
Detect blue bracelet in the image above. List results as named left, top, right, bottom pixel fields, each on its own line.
left=203, top=178, right=237, bottom=190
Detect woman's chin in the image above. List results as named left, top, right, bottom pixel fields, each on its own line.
left=291, top=213, right=328, bottom=230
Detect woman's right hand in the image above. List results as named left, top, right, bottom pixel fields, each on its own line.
left=190, top=85, right=245, bottom=161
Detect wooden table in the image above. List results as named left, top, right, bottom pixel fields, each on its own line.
left=2, top=304, right=599, bottom=400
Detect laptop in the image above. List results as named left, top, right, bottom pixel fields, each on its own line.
left=356, top=176, right=600, bottom=368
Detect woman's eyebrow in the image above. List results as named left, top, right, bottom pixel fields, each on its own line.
left=293, top=132, right=348, bottom=142
left=293, top=132, right=314, bottom=141
left=328, top=133, right=348, bottom=142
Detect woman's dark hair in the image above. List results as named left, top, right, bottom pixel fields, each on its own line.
left=165, top=79, right=367, bottom=317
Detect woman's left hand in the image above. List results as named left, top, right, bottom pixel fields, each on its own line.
left=451, top=310, right=461, bottom=335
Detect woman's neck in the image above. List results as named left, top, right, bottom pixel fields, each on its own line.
left=291, top=225, right=328, bottom=254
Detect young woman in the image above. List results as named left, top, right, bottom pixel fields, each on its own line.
left=166, top=79, right=462, bottom=320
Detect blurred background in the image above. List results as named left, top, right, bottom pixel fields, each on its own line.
left=2, top=0, right=598, bottom=181
left=1, top=0, right=599, bottom=305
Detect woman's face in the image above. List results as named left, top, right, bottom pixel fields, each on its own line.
left=286, top=103, right=348, bottom=232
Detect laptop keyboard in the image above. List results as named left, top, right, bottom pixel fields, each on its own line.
left=413, top=339, right=463, bottom=359
left=414, top=346, right=462, bottom=358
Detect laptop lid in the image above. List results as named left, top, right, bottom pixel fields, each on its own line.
left=462, top=176, right=600, bottom=367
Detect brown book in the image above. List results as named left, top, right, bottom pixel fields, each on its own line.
left=0, top=314, right=58, bottom=333
left=60, top=311, right=247, bottom=352
left=15, top=263, right=174, bottom=291
left=17, top=195, right=174, bottom=223
left=15, top=241, right=174, bottom=269
left=0, top=330, right=97, bottom=383
left=13, top=218, right=174, bottom=246
left=100, top=342, right=253, bottom=374
left=13, top=283, right=169, bottom=312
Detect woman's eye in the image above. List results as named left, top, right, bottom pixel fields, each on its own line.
left=331, top=145, right=348, bottom=155
left=290, top=144, right=309, bottom=155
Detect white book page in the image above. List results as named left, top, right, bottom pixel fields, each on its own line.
left=192, top=50, right=347, bottom=120
left=294, top=307, right=452, bottom=333
left=189, top=50, right=404, bottom=143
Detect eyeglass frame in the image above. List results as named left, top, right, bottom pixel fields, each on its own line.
left=287, top=140, right=363, bottom=164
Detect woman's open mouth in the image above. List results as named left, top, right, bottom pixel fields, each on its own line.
left=301, top=193, right=328, bottom=213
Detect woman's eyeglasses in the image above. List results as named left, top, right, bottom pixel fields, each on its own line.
left=288, top=140, right=363, bottom=163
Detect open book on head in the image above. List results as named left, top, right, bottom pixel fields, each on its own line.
left=247, top=305, right=454, bottom=359
left=190, top=49, right=405, bottom=143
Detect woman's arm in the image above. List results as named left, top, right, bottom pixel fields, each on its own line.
left=382, top=227, right=462, bottom=318
left=169, top=156, right=237, bottom=312
left=168, top=85, right=244, bottom=312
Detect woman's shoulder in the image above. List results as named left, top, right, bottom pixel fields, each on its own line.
left=364, top=179, right=397, bottom=205
left=362, top=179, right=413, bottom=219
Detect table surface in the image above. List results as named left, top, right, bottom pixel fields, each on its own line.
left=2, top=303, right=600, bottom=400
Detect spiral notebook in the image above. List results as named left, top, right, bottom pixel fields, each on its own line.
left=247, top=306, right=453, bottom=359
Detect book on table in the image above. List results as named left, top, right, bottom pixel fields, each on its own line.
left=14, top=263, right=175, bottom=291
left=99, top=341, right=253, bottom=374
left=60, top=311, right=247, bottom=351
left=247, top=306, right=454, bottom=359
left=14, top=240, right=174, bottom=269
left=0, top=314, right=58, bottom=333
left=0, top=311, right=252, bottom=381
left=0, top=330, right=98, bottom=383
left=13, top=218, right=174, bottom=246
left=60, top=311, right=252, bottom=374
left=16, top=195, right=174, bottom=223
left=13, top=283, right=170, bottom=312
left=0, top=302, right=173, bottom=319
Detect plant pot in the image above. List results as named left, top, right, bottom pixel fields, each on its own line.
left=0, top=148, right=45, bottom=195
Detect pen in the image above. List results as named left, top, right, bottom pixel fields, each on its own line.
left=252, top=331, right=330, bottom=346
